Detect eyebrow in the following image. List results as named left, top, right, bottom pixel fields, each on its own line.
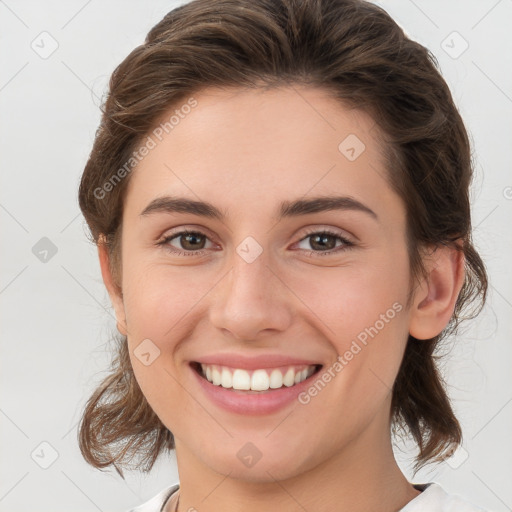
left=140, top=195, right=378, bottom=222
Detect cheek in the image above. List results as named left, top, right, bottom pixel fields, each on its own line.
left=121, top=265, right=199, bottom=412
left=291, top=249, right=411, bottom=394
left=294, top=255, right=409, bottom=345
left=121, top=262, right=211, bottom=338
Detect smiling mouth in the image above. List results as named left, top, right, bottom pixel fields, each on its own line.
left=190, top=361, right=323, bottom=393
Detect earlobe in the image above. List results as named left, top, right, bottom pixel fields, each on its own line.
left=97, top=236, right=127, bottom=336
left=409, top=244, right=465, bottom=340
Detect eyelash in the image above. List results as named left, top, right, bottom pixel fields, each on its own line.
left=157, top=228, right=355, bottom=257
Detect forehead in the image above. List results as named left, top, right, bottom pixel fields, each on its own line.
left=124, top=85, right=403, bottom=225
left=145, top=85, right=382, bottom=162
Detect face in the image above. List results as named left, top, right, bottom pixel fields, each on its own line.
left=109, top=86, right=417, bottom=482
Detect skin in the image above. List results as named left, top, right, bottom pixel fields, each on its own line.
left=99, top=85, right=465, bottom=512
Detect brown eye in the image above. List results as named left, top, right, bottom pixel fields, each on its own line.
left=159, top=230, right=214, bottom=255
left=176, top=232, right=207, bottom=250
left=295, top=230, right=355, bottom=255
left=308, top=233, right=338, bottom=251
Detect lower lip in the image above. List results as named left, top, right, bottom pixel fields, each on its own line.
left=190, top=363, right=321, bottom=415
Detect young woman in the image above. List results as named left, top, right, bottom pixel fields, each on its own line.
left=77, top=1, right=489, bottom=511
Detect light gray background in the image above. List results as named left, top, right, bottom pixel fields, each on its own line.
left=0, top=1, right=511, bottom=511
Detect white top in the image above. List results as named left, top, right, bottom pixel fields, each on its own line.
left=126, top=482, right=489, bottom=512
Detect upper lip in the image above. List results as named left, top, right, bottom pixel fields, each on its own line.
left=192, top=353, right=323, bottom=370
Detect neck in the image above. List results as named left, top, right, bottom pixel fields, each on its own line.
left=168, top=404, right=420, bottom=512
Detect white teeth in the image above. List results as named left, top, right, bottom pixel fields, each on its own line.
left=251, top=369, right=269, bottom=391
left=221, top=367, right=233, bottom=388
left=198, top=363, right=318, bottom=391
left=283, top=368, right=295, bottom=387
left=212, top=367, right=222, bottom=386
left=269, top=368, right=283, bottom=389
left=232, top=369, right=251, bottom=390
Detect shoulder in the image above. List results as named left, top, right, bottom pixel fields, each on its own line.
left=400, top=482, right=490, bottom=512
left=126, top=483, right=179, bottom=512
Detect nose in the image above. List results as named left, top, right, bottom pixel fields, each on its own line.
left=208, top=248, right=294, bottom=341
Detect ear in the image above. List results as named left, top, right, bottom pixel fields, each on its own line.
left=98, top=236, right=127, bottom=336
left=409, top=243, right=465, bottom=340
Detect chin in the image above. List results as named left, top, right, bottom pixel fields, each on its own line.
left=199, top=448, right=310, bottom=483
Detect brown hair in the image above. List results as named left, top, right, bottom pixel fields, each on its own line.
left=77, top=0, right=488, bottom=478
